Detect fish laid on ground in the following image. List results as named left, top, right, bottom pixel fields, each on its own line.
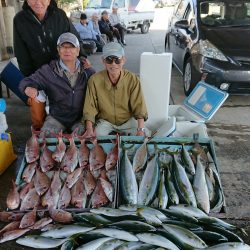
left=173, top=154, right=197, bottom=207
left=75, top=237, right=113, bottom=250
left=16, top=235, right=67, bottom=248
left=41, top=225, right=95, bottom=239
left=91, top=180, right=109, bottom=208
left=6, top=180, right=20, bottom=210
left=105, top=142, right=118, bottom=171
left=78, top=136, right=90, bottom=168
left=31, top=217, right=53, bottom=230
left=0, top=212, right=24, bottom=223
left=49, top=170, right=62, bottom=208
left=25, top=129, right=40, bottom=163
left=19, top=207, right=37, bottom=229
left=0, top=221, right=20, bottom=236
left=0, top=228, right=30, bottom=243
left=65, top=167, right=82, bottom=188
left=49, top=208, right=73, bottom=223
left=22, top=162, right=37, bottom=183
left=165, top=163, right=179, bottom=205
left=61, top=135, right=78, bottom=173
left=34, top=168, right=51, bottom=196
left=71, top=176, right=87, bottom=208
left=52, top=131, right=66, bottom=163
left=136, top=233, right=179, bottom=250
left=58, top=183, right=71, bottom=209
left=138, top=154, right=159, bottom=206
left=106, top=169, right=116, bottom=188
left=204, top=242, right=250, bottom=250
left=100, top=177, right=113, bottom=202
left=90, top=207, right=133, bottom=217
left=158, top=169, right=168, bottom=209
left=181, top=145, right=195, bottom=175
left=193, top=154, right=210, bottom=214
left=83, top=170, right=96, bottom=196
left=89, top=138, right=106, bottom=171
left=120, top=149, right=138, bottom=205
left=40, top=140, right=55, bottom=172
left=96, top=238, right=124, bottom=250
left=88, top=228, right=138, bottom=241
left=162, top=223, right=207, bottom=249
left=20, top=182, right=34, bottom=201
left=132, top=138, right=148, bottom=173
left=20, top=188, right=40, bottom=211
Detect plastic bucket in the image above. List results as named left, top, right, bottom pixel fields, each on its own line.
left=0, top=62, right=27, bottom=104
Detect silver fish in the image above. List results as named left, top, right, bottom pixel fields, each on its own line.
left=120, top=149, right=138, bottom=205
left=138, top=154, right=159, bottom=205
left=132, top=138, right=148, bottom=173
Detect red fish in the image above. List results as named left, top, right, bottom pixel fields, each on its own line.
left=70, top=175, right=87, bottom=208
left=78, top=136, right=90, bottom=168
left=0, top=221, right=20, bottom=236
left=6, top=180, right=20, bottom=210
left=83, top=170, right=96, bottom=196
left=25, top=128, right=40, bottom=163
left=22, top=162, right=37, bottom=183
left=89, top=138, right=106, bottom=171
left=49, top=208, right=73, bottom=223
left=31, top=217, right=53, bottom=230
left=65, top=167, right=82, bottom=188
left=91, top=180, right=109, bottom=208
left=20, top=181, right=34, bottom=201
left=58, top=183, right=71, bottom=209
left=0, top=228, right=30, bottom=243
left=34, top=168, right=51, bottom=196
left=19, top=207, right=37, bottom=229
left=20, top=188, right=39, bottom=211
left=52, top=131, right=66, bottom=163
left=105, top=142, right=118, bottom=171
left=40, top=140, right=55, bottom=172
left=61, top=135, right=78, bottom=173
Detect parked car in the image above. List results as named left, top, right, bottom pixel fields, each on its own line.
left=165, top=0, right=250, bottom=95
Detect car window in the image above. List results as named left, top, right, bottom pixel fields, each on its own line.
left=175, top=0, right=189, bottom=18
left=199, top=1, right=250, bottom=27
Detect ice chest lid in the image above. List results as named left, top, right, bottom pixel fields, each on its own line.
left=183, top=81, right=229, bottom=121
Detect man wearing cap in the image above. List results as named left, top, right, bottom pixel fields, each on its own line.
left=109, top=4, right=126, bottom=45
left=74, top=13, right=103, bottom=53
left=99, top=10, right=122, bottom=44
left=83, top=42, right=149, bottom=137
left=19, top=33, right=95, bottom=136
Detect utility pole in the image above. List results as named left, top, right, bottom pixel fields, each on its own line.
left=0, top=0, right=9, bottom=60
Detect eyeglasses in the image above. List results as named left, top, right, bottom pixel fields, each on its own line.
left=105, top=56, right=122, bottom=64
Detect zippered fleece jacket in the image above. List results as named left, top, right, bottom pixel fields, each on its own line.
left=19, top=60, right=95, bottom=128
left=13, top=0, right=81, bottom=76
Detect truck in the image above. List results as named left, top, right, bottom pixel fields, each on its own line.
left=71, top=0, right=155, bottom=34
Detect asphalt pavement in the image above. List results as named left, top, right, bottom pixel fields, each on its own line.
left=0, top=7, right=250, bottom=248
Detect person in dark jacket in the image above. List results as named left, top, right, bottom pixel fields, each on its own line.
left=98, top=10, right=121, bottom=43
left=19, top=33, right=95, bottom=136
left=13, top=0, right=90, bottom=130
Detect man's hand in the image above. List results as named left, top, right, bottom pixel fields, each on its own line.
left=25, top=87, right=38, bottom=99
left=81, top=57, right=92, bottom=69
left=136, top=131, right=145, bottom=136
left=113, top=27, right=118, bottom=31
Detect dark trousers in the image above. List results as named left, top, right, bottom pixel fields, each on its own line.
left=113, top=23, right=125, bottom=43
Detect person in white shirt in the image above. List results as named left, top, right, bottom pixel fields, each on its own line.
left=109, top=4, right=126, bottom=45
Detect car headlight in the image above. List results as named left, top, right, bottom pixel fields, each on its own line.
left=193, top=40, right=228, bottom=61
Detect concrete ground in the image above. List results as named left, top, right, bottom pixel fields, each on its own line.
left=0, top=7, right=250, bottom=248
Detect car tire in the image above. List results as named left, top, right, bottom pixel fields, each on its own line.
left=141, top=22, right=150, bottom=34
left=183, top=58, right=201, bottom=96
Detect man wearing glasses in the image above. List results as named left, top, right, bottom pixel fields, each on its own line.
left=19, top=33, right=95, bottom=136
left=83, top=42, right=149, bottom=137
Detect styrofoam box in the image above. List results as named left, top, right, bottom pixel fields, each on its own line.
left=171, top=121, right=208, bottom=138
left=169, top=105, right=204, bottom=123
left=0, top=113, right=8, bottom=133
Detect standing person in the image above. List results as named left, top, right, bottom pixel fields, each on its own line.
left=109, top=4, right=126, bottom=45
left=98, top=10, right=122, bottom=44
left=19, top=33, right=95, bottom=136
left=74, top=13, right=103, bottom=53
left=83, top=42, right=149, bottom=137
left=13, top=0, right=90, bottom=130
